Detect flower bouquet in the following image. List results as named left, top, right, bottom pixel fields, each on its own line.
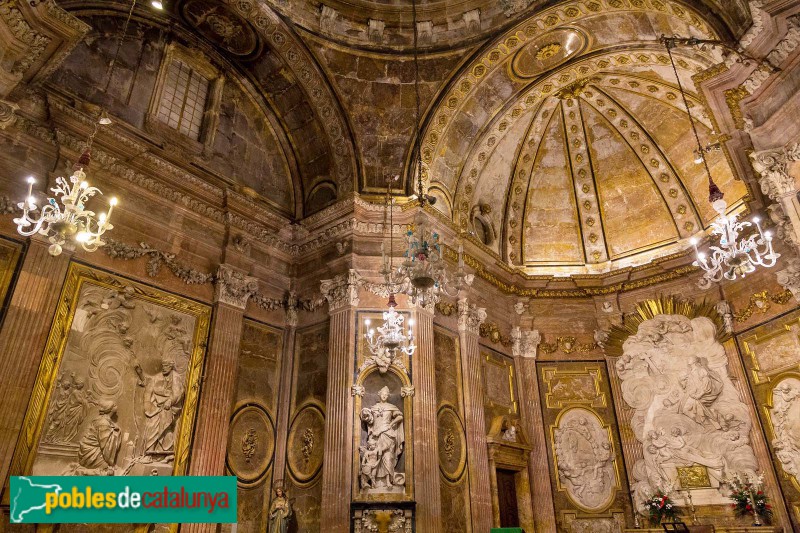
left=727, top=472, right=772, bottom=525
left=643, top=490, right=681, bottom=526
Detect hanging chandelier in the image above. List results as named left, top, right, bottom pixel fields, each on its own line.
left=388, top=0, right=471, bottom=307
left=363, top=179, right=416, bottom=362
left=663, top=36, right=779, bottom=286
left=13, top=1, right=138, bottom=256
left=14, top=159, right=117, bottom=257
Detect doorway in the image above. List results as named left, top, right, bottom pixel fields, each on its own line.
left=496, top=468, right=520, bottom=527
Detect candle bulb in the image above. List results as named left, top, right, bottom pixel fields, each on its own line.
left=26, top=176, right=35, bottom=201
left=108, top=197, right=118, bottom=218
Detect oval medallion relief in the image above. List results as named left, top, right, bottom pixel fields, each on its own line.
left=181, top=0, right=260, bottom=57
left=437, top=406, right=467, bottom=482
left=287, top=404, right=325, bottom=484
left=226, top=404, right=274, bottom=485
left=512, top=28, right=588, bottom=79
left=553, top=407, right=617, bottom=512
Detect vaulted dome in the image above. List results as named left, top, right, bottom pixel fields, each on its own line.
left=420, top=0, right=750, bottom=275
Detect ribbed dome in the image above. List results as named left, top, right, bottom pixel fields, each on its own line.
left=420, top=0, right=750, bottom=275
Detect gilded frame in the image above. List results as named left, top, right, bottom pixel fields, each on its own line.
left=7, top=262, right=211, bottom=482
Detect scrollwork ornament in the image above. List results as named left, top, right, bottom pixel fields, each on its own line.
left=351, top=384, right=365, bottom=397
left=400, top=386, right=415, bottom=398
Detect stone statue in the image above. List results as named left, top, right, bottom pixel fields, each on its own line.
left=73, top=400, right=121, bottom=475
left=679, top=356, right=725, bottom=428
left=359, top=386, right=405, bottom=490
left=142, top=359, right=185, bottom=461
left=268, top=487, right=292, bottom=533
left=43, top=373, right=75, bottom=443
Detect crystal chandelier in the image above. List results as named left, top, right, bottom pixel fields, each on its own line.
left=664, top=37, right=779, bottom=286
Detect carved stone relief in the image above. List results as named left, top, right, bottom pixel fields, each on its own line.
left=32, top=280, right=200, bottom=477
left=226, top=404, right=274, bottom=484
left=617, top=315, right=759, bottom=506
left=553, top=408, right=618, bottom=512
left=353, top=507, right=413, bottom=533
left=437, top=407, right=466, bottom=482
left=287, top=404, right=325, bottom=484
left=769, top=377, right=800, bottom=489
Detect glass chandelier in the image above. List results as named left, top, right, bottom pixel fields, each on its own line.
left=664, top=37, right=779, bottom=286
left=14, top=158, right=118, bottom=256
left=363, top=180, right=416, bottom=361
left=389, top=0, right=471, bottom=307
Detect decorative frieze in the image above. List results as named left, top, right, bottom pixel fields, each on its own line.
left=104, top=239, right=214, bottom=285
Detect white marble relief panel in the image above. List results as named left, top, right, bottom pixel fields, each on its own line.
left=616, top=314, right=758, bottom=507
left=770, top=377, right=800, bottom=489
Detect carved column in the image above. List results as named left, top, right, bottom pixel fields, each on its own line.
left=272, top=300, right=298, bottom=484
left=185, top=265, right=256, bottom=532
left=412, top=301, right=441, bottom=532
left=319, top=270, right=361, bottom=533
left=457, top=297, right=492, bottom=532
left=0, top=237, right=72, bottom=487
left=512, top=326, right=557, bottom=533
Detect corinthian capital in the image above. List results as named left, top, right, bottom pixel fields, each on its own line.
left=457, top=298, right=486, bottom=334
left=320, top=269, right=362, bottom=311
left=214, top=264, right=258, bottom=309
left=511, top=326, right=541, bottom=359
left=751, top=144, right=800, bottom=201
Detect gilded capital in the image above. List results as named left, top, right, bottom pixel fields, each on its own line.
left=320, top=268, right=362, bottom=311
left=214, top=264, right=258, bottom=309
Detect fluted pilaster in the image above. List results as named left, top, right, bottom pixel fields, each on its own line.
left=320, top=307, right=356, bottom=532
left=185, top=265, right=253, bottom=533
left=512, top=327, right=556, bottom=532
left=0, top=238, right=72, bottom=486
left=413, top=304, right=441, bottom=532
left=458, top=298, right=492, bottom=532
left=272, top=322, right=297, bottom=482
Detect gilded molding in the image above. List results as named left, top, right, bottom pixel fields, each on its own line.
left=725, top=86, right=750, bottom=130
left=733, top=289, right=795, bottom=323
left=539, top=336, right=597, bottom=355
left=479, top=321, right=513, bottom=347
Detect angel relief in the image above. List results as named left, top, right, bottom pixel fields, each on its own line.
left=32, top=283, right=197, bottom=477
left=616, top=314, right=759, bottom=507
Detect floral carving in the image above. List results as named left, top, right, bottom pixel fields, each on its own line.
left=241, top=428, right=257, bottom=463
left=301, top=428, right=314, bottom=463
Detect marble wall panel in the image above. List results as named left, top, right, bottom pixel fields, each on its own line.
left=434, top=326, right=471, bottom=533
left=737, top=308, right=800, bottom=530
left=226, top=320, right=283, bottom=532
left=0, top=237, right=21, bottom=311
left=284, top=322, right=328, bottom=533
left=538, top=361, right=629, bottom=531
left=482, top=348, right=518, bottom=429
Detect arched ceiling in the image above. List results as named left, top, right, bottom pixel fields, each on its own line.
left=260, top=0, right=750, bottom=51
left=418, top=0, right=750, bottom=275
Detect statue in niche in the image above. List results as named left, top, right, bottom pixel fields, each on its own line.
left=359, top=386, right=405, bottom=490
left=141, top=359, right=185, bottom=462
left=267, top=486, right=292, bottom=533
left=617, top=314, right=759, bottom=509
left=63, top=400, right=121, bottom=475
